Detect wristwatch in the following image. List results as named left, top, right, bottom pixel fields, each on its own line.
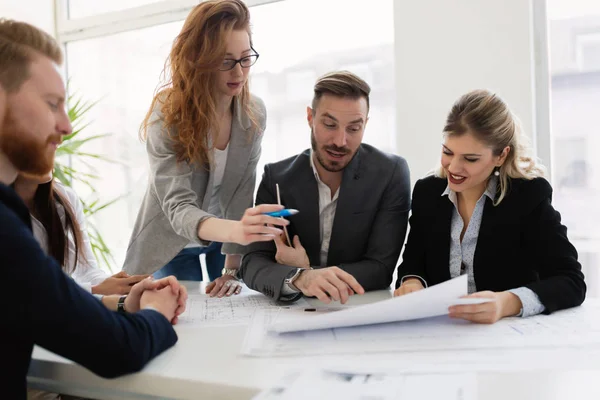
left=221, top=268, right=239, bottom=278
left=117, top=295, right=127, bottom=313
left=284, top=268, right=307, bottom=292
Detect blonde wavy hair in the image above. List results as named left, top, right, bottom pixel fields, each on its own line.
left=141, top=0, right=259, bottom=168
left=435, top=89, right=546, bottom=205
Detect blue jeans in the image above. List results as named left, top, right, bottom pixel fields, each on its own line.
left=153, top=242, right=225, bottom=281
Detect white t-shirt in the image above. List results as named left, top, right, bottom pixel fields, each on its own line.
left=186, top=144, right=230, bottom=249
left=207, top=144, right=230, bottom=218
left=31, top=182, right=109, bottom=292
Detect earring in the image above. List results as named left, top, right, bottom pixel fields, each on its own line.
left=494, top=167, right=500, bottom=176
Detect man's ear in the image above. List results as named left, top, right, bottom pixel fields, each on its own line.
left=306, top=106, right=313, bottom=128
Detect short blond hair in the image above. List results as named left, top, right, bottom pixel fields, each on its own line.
left=0, top=19, right=62, bottom=92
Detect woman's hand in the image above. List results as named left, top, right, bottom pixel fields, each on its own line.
left=448, top=291, right=523, bottom=324
left=393, top=278, right=425, bottom=297
left=229, top=204, right=290, bottom=246
left=206, top=275, right=242, bottom=298
left=92, top=271, right=149, bottom=295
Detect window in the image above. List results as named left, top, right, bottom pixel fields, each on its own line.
left=547, top=0, right=600, bottom=297
left=577, top=33, right=600, bottom=71
left=66, top=21, right=183, bottom=268
left=62, top=0, right=395, bottom=270
left=67, top=0, right=164, bottom=19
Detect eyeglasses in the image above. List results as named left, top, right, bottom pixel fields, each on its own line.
left=219, top=47, right=260, bottom=71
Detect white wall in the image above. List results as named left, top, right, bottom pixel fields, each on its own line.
left=0, top=0, right=56, bottom=36
left=394, top=0, right=538, bottom=184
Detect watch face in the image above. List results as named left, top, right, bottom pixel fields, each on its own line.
left=286, top=269, right=301, bottom=281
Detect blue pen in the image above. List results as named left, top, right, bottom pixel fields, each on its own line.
left=265, top=209, right=299, bottom=217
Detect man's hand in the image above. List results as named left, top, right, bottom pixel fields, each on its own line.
left=274, top=234, right=310, bottom=269
left=125, top=276, right=188, bottom=324
left=140, top=287, right=180, bottom=324
left=393, top=278, right=425, bottom=297
left=92, top=271, right=149, bottom=295
left=293, top=267, right=364, bottom=304
left=206, top=275, right=242, bottom=298
left=448, top=291, right=522, bottom=324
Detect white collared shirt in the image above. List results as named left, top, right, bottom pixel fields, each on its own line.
left=309, top=151, right=340, bottom=268
left=281, top=152, right=340, bottom=296
left=441, top=176, right=545, bottom=317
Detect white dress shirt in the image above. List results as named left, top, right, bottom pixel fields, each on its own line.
left=281, top=151, right=339, bottom=295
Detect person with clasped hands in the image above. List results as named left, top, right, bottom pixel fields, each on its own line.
left=0, top=19, right=186, bottom=399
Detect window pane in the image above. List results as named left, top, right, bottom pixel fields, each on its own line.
left=548, top=0, right=600, bottom=297
left=66, top=21, right=182, bottom=269
left=250, top=0, right=396, bottom=190
left=68, top=0, right=162, bottom=19
left=65, top=0, right=395, bottom=270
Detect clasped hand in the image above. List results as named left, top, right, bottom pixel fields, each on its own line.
left=125, top=276, right=188, bottom=325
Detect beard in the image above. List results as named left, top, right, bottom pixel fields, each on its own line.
left=310, top=128, right=354, bottom=173
left=0, top=107, right=59, bottom=176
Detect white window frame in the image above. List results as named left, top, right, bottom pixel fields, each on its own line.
left=576, top=32, right=600, bottom=71
left=532, top=0, right=553, bottom=182
left=55, top=0, right=554, bottom=181
left=55, top=0, right=282, bottom=43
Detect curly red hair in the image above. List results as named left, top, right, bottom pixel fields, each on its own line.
left=141, top=0, right=258, bottom=167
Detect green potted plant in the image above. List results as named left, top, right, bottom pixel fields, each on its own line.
left=53, top=93, right=122, bottom=271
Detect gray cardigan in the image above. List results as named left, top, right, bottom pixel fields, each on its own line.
left=123, top=95, right=266, bottom=275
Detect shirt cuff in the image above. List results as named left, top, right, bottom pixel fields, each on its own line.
left=401, top=275, right=428, bottom=288
left=92, top=294, right=104, bottom=301
left=80, top=282, right=93, bottom=293
left=508, top=287, right=546, bottom=317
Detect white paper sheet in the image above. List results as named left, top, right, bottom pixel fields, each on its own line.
left=242, top=301, right=600, bottom=357
left=252, top=368, right=476, bottom=400
left=177, top=289, right=308, bottom=327
left=271, top=275, right=490, bottom=333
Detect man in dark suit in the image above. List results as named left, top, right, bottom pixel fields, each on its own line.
left=240, top=71, right=411, bottom=303
left=0, top=20, right=185, bottom=399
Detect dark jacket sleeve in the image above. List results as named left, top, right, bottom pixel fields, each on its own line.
left=4, top=209, right=177, bottom=378
left=239, top=164, right=300, bottom=301
left=522, top=179, right=586, bottom=313
left=395, top=178, right=430, bottom=288
left=338, top=157, right=411, bottom=291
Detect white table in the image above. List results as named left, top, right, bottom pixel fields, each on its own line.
left=28, top=282, right=600, bottom=399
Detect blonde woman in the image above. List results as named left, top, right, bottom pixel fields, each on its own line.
left=394, top=89, right=585, bottom=323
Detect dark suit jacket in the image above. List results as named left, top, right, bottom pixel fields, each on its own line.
left=396, top=175, right=586, bottom=313
left=0, top=183, right=177, bottom=400
left=240, top=144, right=411, bottom=301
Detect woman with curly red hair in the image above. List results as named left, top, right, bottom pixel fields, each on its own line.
left=123, top=0, right=286, bottom=297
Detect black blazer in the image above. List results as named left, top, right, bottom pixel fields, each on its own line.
left=240, top=144, right=411, bottom=300
left=0, top=183, right=177, bottom=399
left=396, top=175, right=586, bottom=314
